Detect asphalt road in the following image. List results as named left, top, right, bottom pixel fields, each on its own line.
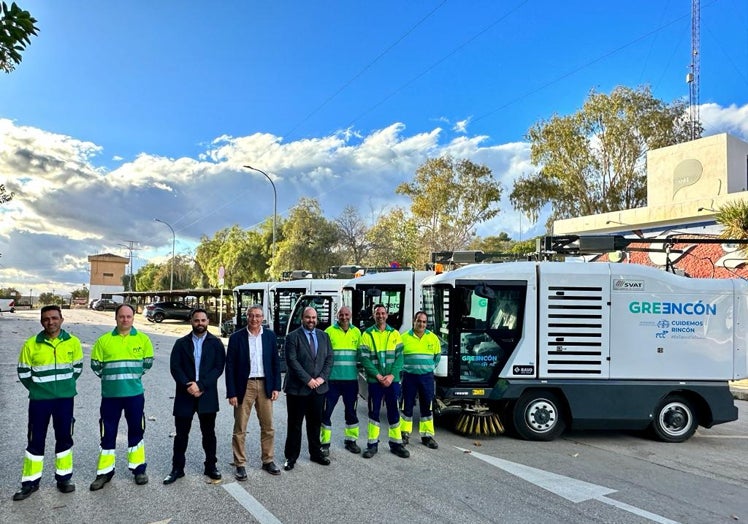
left=1, top=309, right=747, bottom=524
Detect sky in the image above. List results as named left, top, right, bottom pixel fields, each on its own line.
left=1, top=0, right=747, bottom=295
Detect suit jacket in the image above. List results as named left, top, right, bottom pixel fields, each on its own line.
left=225, top=327, right=281, bottom=402
left=170, top=331, right=226, bottom=417
left=283, top=327, right=333, bottom=396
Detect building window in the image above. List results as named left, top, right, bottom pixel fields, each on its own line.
left=103, top=272, right=114, bottom=277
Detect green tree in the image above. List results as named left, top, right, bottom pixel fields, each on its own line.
left=335, top=205, right=371, bottom=265
left=0, top=2, right=38, bottom=73
left=511, top=85, right=694, bottom=226
left=38, top=292, right=60, bottom=305
left=135, top=262, right=161, bottom=291
left=365, top=208, right=425, bottom=268
left=195, top=223, right=273, bottom=288
left=396, top=156, right=502, bottom=252
left=0, top=286, right=20, bottom=298
left=70, top=287, right=89, bottom=301
left=271, top=198, right=342, bottom=276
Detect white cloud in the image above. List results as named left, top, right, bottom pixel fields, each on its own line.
left=700, top=102, right=748, bottom=140
left=1, top=102, right=747, bottom=293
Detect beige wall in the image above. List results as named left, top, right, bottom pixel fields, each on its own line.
left=555, top=133, right=748, bottom=235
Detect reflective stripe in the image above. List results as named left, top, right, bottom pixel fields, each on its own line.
left=97, top=448, right=116, bottom=475
left=127, top=440, right=146, bottom=469
left=344, top=424, right=359, bottom=441
left=32, top=371, right=74, bottom=383
left=102, top=373, right=142, bottom=381
left=56, top=448, right=73, bottom=476
left=387, top=421, right=402, bottom=444
left=400, top=414, right=413, bottom=435
left=367, top=419, right=380, bottom=445
left=21, top=451, right=44, bottom=482
left=103, top=361, right=141, bottom=370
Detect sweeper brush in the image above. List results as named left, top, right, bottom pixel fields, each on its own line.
left=455, top=402, right=504, bottom=436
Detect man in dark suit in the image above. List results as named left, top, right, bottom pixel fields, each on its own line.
left=225, top=305, right=282, bottom=479
left=164, top=308, right=226, bottom=484
left=283, top=307, right=334, bottom=471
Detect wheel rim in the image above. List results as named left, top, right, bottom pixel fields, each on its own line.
left=524, top=398, right=558, bottom=434
left=658, top=401, right=693, bottom=438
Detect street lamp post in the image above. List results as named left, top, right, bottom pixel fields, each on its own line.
left=154, top=218, right=175, bottom=294
left=244, top=165, right=277, bottom=257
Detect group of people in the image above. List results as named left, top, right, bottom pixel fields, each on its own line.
left=13, top=301, right=442, bottom=501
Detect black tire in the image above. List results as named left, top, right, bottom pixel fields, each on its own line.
left=650, top=395, right=698, bottom=443
left=95, top=306, right=103, bottom=311
left=153, top=312, right=165, bottom=323
left=512, top=390, right=566, bottom=441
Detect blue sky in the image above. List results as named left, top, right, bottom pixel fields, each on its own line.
left=1, top=0, right=747, bottom=294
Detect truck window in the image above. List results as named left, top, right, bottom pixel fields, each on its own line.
left=459, top=284, right=525, bottom=384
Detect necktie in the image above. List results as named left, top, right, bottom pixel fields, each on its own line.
left=308, top=332, right=316, bottom=356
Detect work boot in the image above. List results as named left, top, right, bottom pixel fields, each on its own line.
left=390, top=444, right=410, bottom=458
left=12, top=484, right=39, bottom=501
left=134, top=473, right=149, bottom=485
left=320, top=445, right=330, bottom=458
left=401, top=432, right=410, bottom=445
left=56, top=479, right=76, bottom=493
left=344, top=441, right=361, bottom=454
left=90, top=471, right=114, bottom=491
left=362, top=445, right=378, bottom=459
left=421, top=436, right=439, bottom=449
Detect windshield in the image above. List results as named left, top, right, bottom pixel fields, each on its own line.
left=273, top=287, right=306, bottom=334
left=350, top=284, right=406, bottom=331
left=234, top=289, right=266, bottom=328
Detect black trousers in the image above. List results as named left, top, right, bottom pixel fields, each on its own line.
left=172, top=411, right=217, bottom=471
left=284, top=393, right=324, bottom=461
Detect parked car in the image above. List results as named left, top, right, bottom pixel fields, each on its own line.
left=93, top=299, right=120, bottom=311
left=144, top=301, right=193, bottom=323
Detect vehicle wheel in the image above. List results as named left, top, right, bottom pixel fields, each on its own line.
left=153, top=312, right=165, bottom=323
left=95, top=306, right=103, bottom=311
left=513, top=390, right=566, bottom=441
left=10, top=307, right=14, bottom=313
left=650, top=395, right=698, bottom=443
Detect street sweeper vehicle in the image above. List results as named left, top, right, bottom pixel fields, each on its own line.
left=422, top=260, right=746, bottom=442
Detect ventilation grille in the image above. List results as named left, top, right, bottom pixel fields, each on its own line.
left=542, top=286, right=605, bottom=376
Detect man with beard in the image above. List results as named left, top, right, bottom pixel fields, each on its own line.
left=163, top=308, right=226, bottom=484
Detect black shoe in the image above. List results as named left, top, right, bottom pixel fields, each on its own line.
left=283, top=459, right=295, bottom=471
left=320, top=446, right=330, bottom=458
left=204, top=466, right=221, bottom=480
left=90, top=471, right=114, bottom=491
left=163, top=470, right=185, bottom=484
left=56, top=479, right=75, bottom=493
left=362, top=446, right=378, bottom=459
left=234, top=466, right=247, bottom=481
left=134, top=473, right=149, bottom=485
left=310, top=455, right=331, bottom=466
left=344, top=441, right=361, bottom=454
left=422, top=436, right=439, bottom=449
left=402, top=432, right=410, bottom=445
left=261, top=462, right=281, bottom=476
left=12, top=484, right=38, bottom=501
left=390, top=445, right=410, bottom=458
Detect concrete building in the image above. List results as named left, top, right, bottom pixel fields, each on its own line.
left=553, top=133, right=748, bottom=277
left=88, top=253, right=129, bottom=303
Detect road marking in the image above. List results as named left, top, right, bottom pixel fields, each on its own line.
left=694, top=434, right=748, bottom=439
left=457, top=448, right=680, bottom=524
left=223, top=482, right=283, bottom=524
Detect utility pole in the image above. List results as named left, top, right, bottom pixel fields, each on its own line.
left=119, top=240, right=141, bottom=291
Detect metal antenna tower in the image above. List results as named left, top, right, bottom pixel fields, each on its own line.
left=686, top=0, right=700, bottom=140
